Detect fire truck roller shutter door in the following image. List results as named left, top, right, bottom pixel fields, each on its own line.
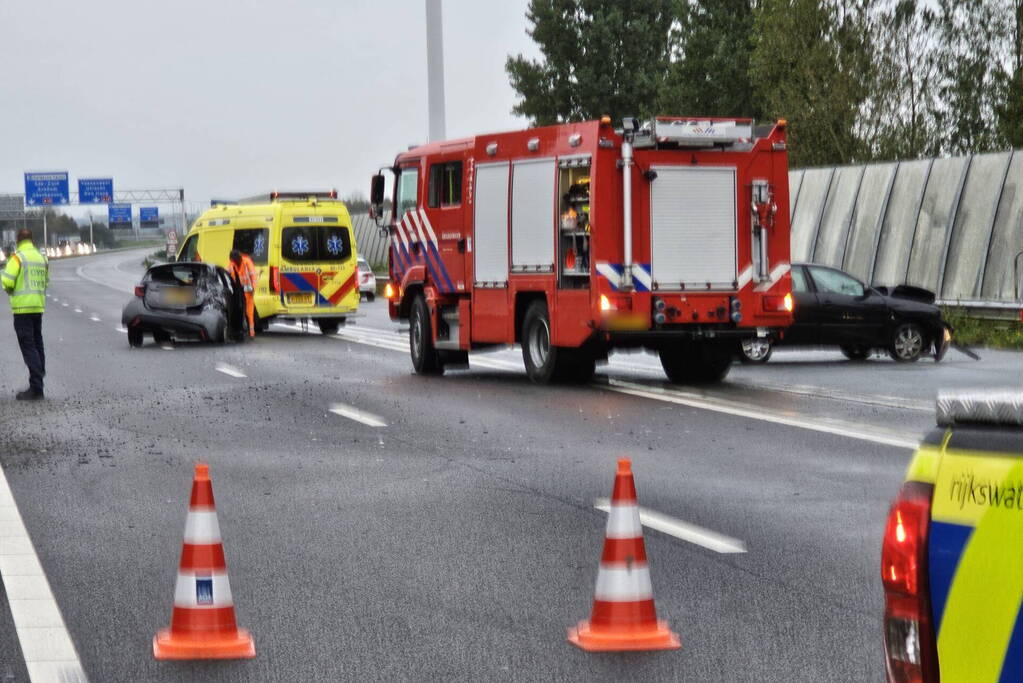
left=511, top=158, right=556, bottom=272
left=474, top=162, right=511, bottom=286
left=649, top=166, right=738, bottom=290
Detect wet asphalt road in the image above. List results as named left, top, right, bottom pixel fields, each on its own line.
left=0, top=248, right=1018, bottom=682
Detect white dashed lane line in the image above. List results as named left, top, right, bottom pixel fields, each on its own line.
left=594, top=498, right=747, bottom=554
left=73, top=308, right=82, bottom=314
left=89, top=315, right=100, bottom=322
left=329, top=403, right=387, bottom=428
left=214, top=363, right=247, bottom=379
left=0, top=465, right=87, bottom=681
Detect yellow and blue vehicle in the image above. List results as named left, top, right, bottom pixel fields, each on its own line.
left=178, top=191, right=359, bottom=334
left=882, top=390, right=1023, bottom=682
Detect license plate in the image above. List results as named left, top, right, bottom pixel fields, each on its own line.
left=163, top=289, right=193, bottom=305
left=287, top=292, right=314, bottom=305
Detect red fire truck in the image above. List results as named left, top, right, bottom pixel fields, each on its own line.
left=369, top=116, right=793, bottom=384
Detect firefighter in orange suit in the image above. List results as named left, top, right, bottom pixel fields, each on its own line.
left=228, top=249, right=258, bottom=338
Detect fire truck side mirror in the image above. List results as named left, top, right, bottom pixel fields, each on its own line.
left=370, top=173, right=386, bottom=207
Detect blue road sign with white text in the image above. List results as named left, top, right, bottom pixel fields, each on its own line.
left=24, top=172, right=70, bottom=206
left=108, top=203, right=132, bottom=228
left=140, top=206, right=159, bottom=224
left=78, top=178, right=114, bottom=204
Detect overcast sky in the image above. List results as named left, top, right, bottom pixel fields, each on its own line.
left=0, top=0, right=538, bottom=210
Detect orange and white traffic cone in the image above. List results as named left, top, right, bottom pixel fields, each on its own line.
left=568, top=458, right=681, bottom=652
left=153, top=463, right=255, bottom=660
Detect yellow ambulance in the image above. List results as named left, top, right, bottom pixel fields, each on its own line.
left=178, top=191, right=359, bottom=334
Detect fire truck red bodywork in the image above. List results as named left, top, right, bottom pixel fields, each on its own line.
left=378, top=117, right=793, bottom=381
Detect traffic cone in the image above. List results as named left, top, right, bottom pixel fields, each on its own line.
left=568, top=458, right=681, bottom=651
left=153, top=463, right=255, bottom=660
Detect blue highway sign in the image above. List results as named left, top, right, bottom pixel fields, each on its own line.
left=78, top=178, right=114, bottom=204
left=108, top=203, right=132, bottom=228
left=140, top=206, right=159, bottom=224
left=24, top=171, right=70, bottom=206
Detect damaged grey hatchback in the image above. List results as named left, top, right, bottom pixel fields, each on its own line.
left=122, top=262, right=238, bottom=347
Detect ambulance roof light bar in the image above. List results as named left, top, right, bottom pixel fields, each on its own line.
left=236, top=190, right=340, bottom=204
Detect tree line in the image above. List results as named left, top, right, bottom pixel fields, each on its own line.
left=506, top=0, right=1023, bottom=168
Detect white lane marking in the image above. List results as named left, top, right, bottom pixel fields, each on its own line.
left=594, top=498, right=747, bottom=554
left=89, top=315, right=100, bottom=322
left=329, top=403, right=387, bottom=428
left=61, top=303, right=68, bottom=308
left=115, top=326, right=127, bottom=334
left=606, top=379, right=918, bottom=450
left=327, top=326, right=919, bottom=447
left=74, top=262, right=133, bottom=294
left=214, top=363, right=246, bottom=379
left=160, top=344, right=174, bottom=351
left=73, top=308, right=82, bottom=314
left=0, top=464, right=88, bottom=681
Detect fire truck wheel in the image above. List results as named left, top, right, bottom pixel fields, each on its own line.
left=659, top=343, right=731, bottom=384
left=410, top=294, right=444, bottom=375
left=522, top=300, right=559, bottom=384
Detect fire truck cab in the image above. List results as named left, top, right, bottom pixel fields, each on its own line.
left=370, top=116, right=793, bottom=384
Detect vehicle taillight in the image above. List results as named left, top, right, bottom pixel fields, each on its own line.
left=270, top=266, right=280, bottom=293
left=384, top=282, right=396, bottom=300
left=881, top=480, right=938, bottom=683
left=134, top=285, right=146, bottom=298
left=763, top=293, right=793, bottom=313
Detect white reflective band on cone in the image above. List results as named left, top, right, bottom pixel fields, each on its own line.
left=173, top=571, right=234, bottom=608
left=604, top=503, right=643, bottom=538
left=183, top=510, right=222, bottom=545
left=594, top=565, right=654, bottom=602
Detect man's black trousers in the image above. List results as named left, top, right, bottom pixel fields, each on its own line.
left=13, top=313, right=45, bottom=393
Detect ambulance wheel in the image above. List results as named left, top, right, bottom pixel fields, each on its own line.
left=127, top=327, right=143, bottom=348
left=659, top=342, right=731, bottom=384
left=410, top=295, right=443, bottom=375
left=317, top=320, right=340, bottom=335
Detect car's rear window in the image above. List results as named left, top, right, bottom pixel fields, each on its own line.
left=282, top=226, right=351, bottom=262
left=148, top=264, right=204, bottom=286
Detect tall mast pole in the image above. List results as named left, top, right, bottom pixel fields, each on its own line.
left=425, top=0, right=446, bottom=142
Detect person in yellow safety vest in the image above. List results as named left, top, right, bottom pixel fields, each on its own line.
left=228, top=249, right=258, bottom=339
left=1, top=229, right=49, bottom=400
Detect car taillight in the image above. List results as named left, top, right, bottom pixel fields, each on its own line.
left=134, top=285, right=146, bottom=298
left=270, top=266, right=280, bottom=293
left=763, top=293, right=793, bottom=312
left=881, top=480, right=938, bottom=683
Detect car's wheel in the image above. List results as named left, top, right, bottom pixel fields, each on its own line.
left=317, top=320, right=340, bottom=335
left=659, top=342, right=732, bottom=384
left=127, top=327, right=143, bottom=348
left=739, top=337, right=773, bottom=363
left=889, top=322, right=925, bottom=362
left=840, top=344, right=871, bottom=361
left=410, top=294, right=443, bottom=375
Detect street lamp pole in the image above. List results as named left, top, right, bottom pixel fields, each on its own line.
left=425, top=0, right=446, bottom=143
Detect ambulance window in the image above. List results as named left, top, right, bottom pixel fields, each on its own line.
left=428, top=162, right=462, bottom=208
left=178, top=235, right=198, bottom=262
left=317, top=226, right=351, bottom=261
left=282, top=227, right=317, bottom=262
left=396, top=167, right=419, bottom=217
left=231, top=228, right=270, bottom=265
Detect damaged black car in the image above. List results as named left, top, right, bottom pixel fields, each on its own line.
left=122, top=262, right=239, bottom=347
left=739, top=263, right=951, bottom=363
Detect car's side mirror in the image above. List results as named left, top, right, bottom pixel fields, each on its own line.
left=370, top=174, right=386, bottom=221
